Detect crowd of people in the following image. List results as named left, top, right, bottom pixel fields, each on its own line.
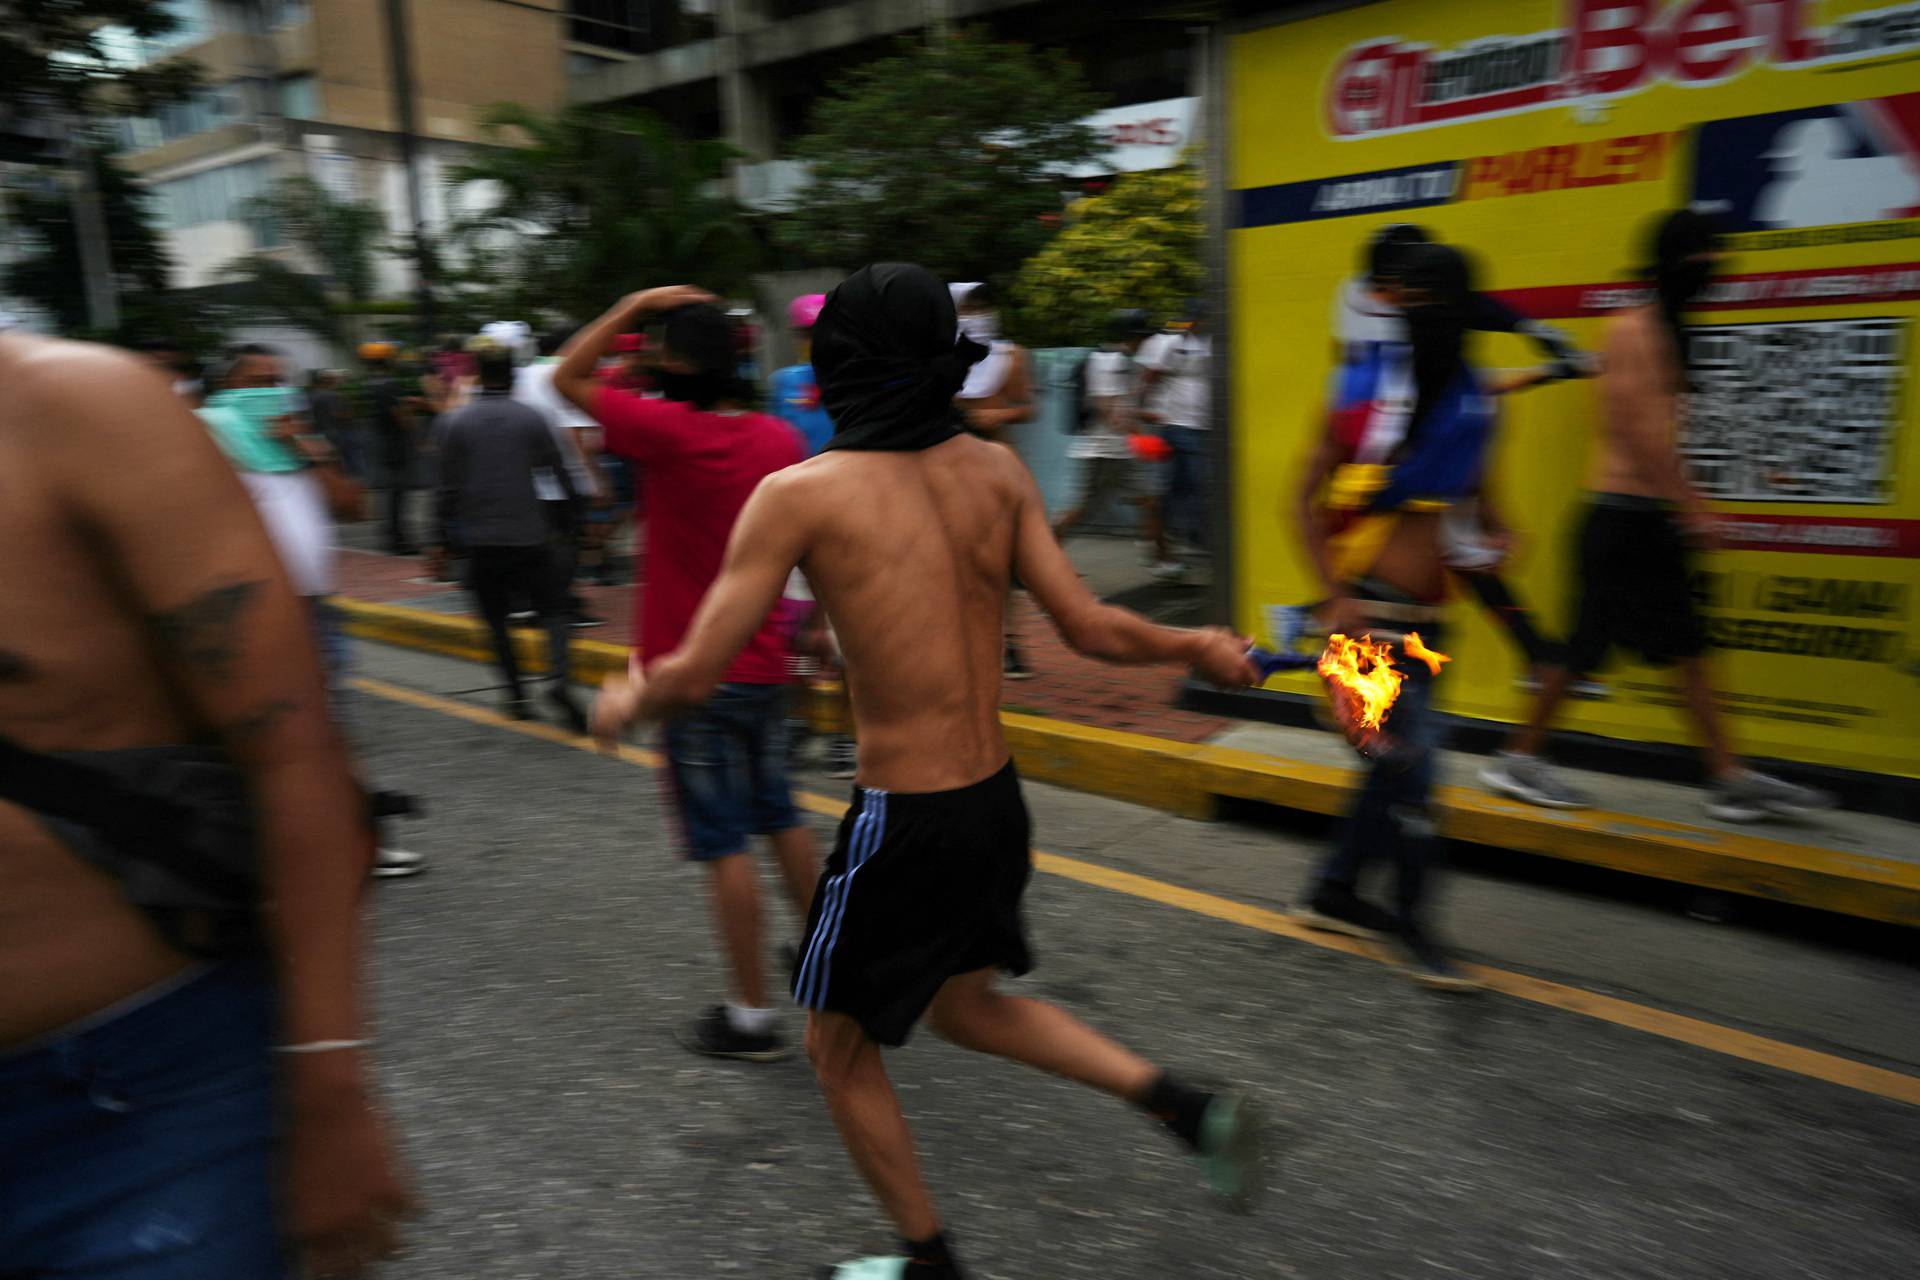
left=0, top=205, right=1843, bottom=1279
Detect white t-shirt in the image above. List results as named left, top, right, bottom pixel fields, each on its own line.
left=1072, top=348, right=1138, bottom=460
left=513, top=360, right=600, bottom=500
left=1139, top=331, right=1212, bottom=429
left=1332, top=277, right=1407, bottom=350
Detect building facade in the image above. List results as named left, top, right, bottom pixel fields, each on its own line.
left=111, top=0, right=577, bottom=299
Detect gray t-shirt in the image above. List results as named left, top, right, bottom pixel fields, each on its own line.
left=435, top=390, right=572, bottom=548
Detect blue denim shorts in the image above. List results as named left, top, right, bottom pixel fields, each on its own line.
left=0, top=963, right=288, bottom=1278
left=662, top=682, right=802, bottom=861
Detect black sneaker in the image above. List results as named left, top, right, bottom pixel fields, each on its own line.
left=1003, top=643, right=1035, bottom=681
left=570, top=612, right=608, bottom=629
left=674, top=1006, right=791, bottom=1062
left=1395, top=928, right=1481, bottom=993
left=1294, top=887, right=1399, bottom=941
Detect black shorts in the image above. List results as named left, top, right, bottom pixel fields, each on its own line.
left=791, top=761, right=1033, bottom=1047
left=1566, top=495, right=1707, bottom=675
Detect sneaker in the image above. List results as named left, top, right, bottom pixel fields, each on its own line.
left=1707, top=769, right=1836, bottom=823
left=1481, top=751, right=1591, bottom=809
left=819, top=1259, right=914, bottom=1279
left=569, top=612, right=608, bottom=629
left=1294, top=886, right=1399, bottom=941
left=674, top=1005, right=791, bottom=1062
left=1003, top=643, right=1034, bottom=681
left=1194, top=1090, right=1265, bottom=1213
left=1149, top=559, right=1188, bottom=581
left=1395, top=928, right=1481, bottom=993
left=508, top=610, right=537, bottom=626
left=826, top=736, right=858, bottom=780
left=372, top=846, right=426, bottom=879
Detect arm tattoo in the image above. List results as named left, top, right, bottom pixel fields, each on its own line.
left=146, top=581, right=263, bottom=683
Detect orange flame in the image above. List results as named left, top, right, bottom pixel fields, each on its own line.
left=1403, top=631, right=1451, bottom=676
left=1317, top=633, right=1405, bottom=732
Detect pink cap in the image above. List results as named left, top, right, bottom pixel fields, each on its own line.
left=788, top=293, right=827, bottom=330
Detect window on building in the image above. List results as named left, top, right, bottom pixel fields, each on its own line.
left=569, top=0, right=715, bottom=55
left=280, top=75, right=320, bottom=119
left=151, top=158, right=277, bottom=243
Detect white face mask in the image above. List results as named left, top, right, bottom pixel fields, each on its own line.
left=957, top=310, right=1000, bottom=345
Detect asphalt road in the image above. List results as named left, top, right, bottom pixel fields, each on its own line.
left=345, top=642, right=1920, bottom=1280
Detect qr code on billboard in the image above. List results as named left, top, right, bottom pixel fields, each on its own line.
left=1683, top=317, right=1904, bottom=504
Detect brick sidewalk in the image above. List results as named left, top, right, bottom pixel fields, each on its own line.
left=330, top=540, right=1230, bottom=744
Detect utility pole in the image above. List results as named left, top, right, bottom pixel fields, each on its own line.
left=69, top=137, right=120, bottom=334
left=383, top=0, right=437, bottom=342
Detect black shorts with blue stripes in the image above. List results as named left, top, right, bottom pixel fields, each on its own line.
left=790, top=760, right=1033, bottom=1047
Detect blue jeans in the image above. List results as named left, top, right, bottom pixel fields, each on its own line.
left=1314, top=657, right=1443, bottom=930
left=1163, top=424, right=1210, bottom=549
left=663, top=682, right=801, bottom=861
left=0, top=964, right=288, bottom=1278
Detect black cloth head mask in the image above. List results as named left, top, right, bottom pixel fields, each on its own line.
left=1393, top=241, right=1474, bottom=458
left=814, top=263, right=989, bottom=452
left=1642, top=208, right=1723, bottom=390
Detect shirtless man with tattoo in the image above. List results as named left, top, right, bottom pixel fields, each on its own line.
left=0, top=330, right=410, bottom=1276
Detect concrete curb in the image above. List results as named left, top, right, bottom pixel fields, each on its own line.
left=336, top=596, right=1920, bottom=928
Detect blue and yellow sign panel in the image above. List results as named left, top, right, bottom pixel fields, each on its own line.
left=1228, top=0, right=1920, bottom=777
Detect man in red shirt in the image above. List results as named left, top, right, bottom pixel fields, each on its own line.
left=557, top=288, right=820, bottom=1061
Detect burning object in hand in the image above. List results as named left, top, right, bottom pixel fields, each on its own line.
left=1317, top=631, right=1449, bottom=762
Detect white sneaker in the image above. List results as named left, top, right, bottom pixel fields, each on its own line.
left=373, top=846, right=426, bottom=878
left=1707, top=770, right=1836, bottom=823
left=1481, top=751, right=1592, bottom=809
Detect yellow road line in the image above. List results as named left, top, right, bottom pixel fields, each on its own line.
left=348, top=674, right=1920, bottom=1109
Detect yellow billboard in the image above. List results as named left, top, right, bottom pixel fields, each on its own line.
left=1227, top=0, right=1920, bottom=778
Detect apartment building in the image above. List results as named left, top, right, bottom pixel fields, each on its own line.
left=112, top=0, right=578, bottom=296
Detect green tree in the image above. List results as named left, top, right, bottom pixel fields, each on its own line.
left=3, top=149, right=180, bottom=335
left=776, top=29, right=1104, bottom=285
left=222, top=175, right=392, bottom=346
left=448, top=103, right=760, bottom=320
left=1011, top=166, right=1203, bottom=348
left=0, top=0, right=200, bottom=129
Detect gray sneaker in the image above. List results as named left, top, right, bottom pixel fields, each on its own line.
left=1481, top=751, right=1592, bottom=810
left=1707, top=770, right=1836, bottom=823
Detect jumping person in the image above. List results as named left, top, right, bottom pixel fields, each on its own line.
left=1481, top=210, right=1834, bottom=822
left=592, top=265, right=1265, bottom=1279
left=0, top=325, right=411, bottom=1275
left=557, top=289, right=821, bottom=1062
left=1296, top=242, right=1570, bottom=991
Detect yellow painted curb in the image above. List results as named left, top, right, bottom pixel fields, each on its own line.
left=334, top=596, right=1920, bottom=928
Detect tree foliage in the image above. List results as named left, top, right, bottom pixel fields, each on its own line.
left=776, top=29, right=1104, bottom=285
left=0, top=0, right=200, bottom=127
left=1011, top=166, right=1203, bottom=348
left=448, top=103, right=761, bottom=321
left=3, top=149, right=179, bottom=335
left=222, top=176, right=392, bottom=345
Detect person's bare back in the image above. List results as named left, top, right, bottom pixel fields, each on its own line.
left=784, top=434, right=1028, bottom=792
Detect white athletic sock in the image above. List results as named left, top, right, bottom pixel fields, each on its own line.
left=726, top=1002, right=776, bottom=1035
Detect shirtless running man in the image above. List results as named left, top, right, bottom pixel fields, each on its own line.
left=0, top=330, right=410, bottom=1276
left=593, top=264, right=1264, bottom=1279
left=1480, top=209, right=1832, bottom=823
